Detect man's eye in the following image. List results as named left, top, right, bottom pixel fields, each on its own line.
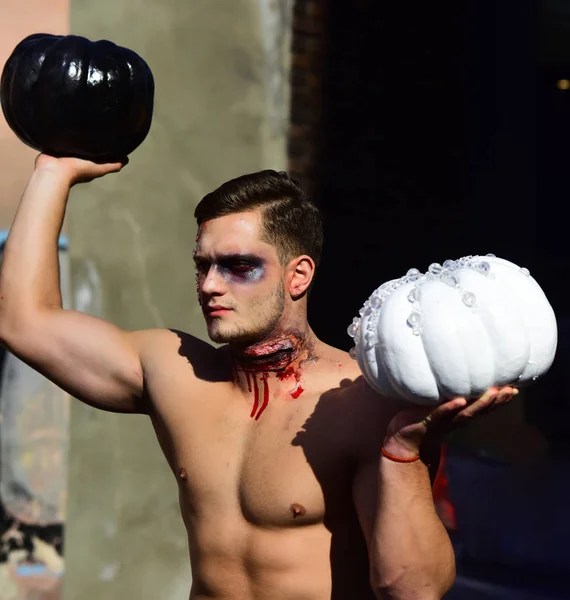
left=231, top=263, right=253, bottom=273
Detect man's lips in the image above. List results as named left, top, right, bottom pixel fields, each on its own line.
left=204, top=305, right=232, bottom=317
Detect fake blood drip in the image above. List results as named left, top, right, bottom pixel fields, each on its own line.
left=236, top=330, right=311, bottom=420
left=256, top=374, right=270, bottom=420
left=245, top=370, right=301, bottom=420
left=241, top=369, right=304, bottom=419
left=248, top=373, right=269, bottom=420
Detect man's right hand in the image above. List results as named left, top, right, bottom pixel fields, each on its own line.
left=34, top=153, right=126, bottom=186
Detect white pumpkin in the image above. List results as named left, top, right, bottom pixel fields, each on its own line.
left=348, top=255, right=558, bottom=405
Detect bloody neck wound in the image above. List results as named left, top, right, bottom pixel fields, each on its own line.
left=232, top=330, right=314, bottom=420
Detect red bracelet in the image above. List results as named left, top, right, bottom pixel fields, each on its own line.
left=381, top=446, right=421, bottom=463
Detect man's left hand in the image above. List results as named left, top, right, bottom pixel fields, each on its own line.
left=382, top=386, right=518, bottom=460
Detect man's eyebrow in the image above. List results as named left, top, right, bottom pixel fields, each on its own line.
left=194, top=253, right=264, bottom=263
left=217, top=253, right=264, bottom=263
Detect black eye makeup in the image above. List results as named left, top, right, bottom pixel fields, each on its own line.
left=218, top=255, right=266, bottom=283
left=194, top=254, right=266, bottom=284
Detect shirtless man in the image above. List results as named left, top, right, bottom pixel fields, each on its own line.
left=0, top=155, right=516, bottom=599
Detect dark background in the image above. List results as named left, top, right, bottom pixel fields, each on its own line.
left=309, top=0, right=568, bottom=350
left=304, top=4, right=570, bottom=595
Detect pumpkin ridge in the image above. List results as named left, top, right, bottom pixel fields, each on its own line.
left=359, top=308, right=393, bottom=396
left=379, top=282, right=440, bottom=404
left=0, top=53, right=22, bottom=144
left=402, top=286, right=444, bottom=403
left=419, top=282, right=471, bottom=400
left=490, top=258, right=552, bottom=383
left=448, top=268, right=497, bottom=396
left=489, top=257, right=554, bottom=383
left=459, top=295, right=495, bottom=398
left=36, top=36, right=78, bottom=156
left=416, top=296, right=445, bottom=401
left=374, top=331, right=399, bottom=399
left=481, top=288, right=528, bottom=383
left=0, top=47, right=39, bottom=149
left=10, top=48, right=44, bottom=149
left=482, top=260, right=533, bottom=385
left=473, top=308, right=496, bottom=394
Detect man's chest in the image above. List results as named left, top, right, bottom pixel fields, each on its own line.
left=151, top=386, right=357, bottom=528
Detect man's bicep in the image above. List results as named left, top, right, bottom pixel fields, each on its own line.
left=3, top=309, right=149, bottom=413
left=352, top=459, right=380, bottom=551
left=349, top=386, right=397, bottom=549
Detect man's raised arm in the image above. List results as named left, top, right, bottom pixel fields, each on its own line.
left=0, top=155, right=149, bottom=414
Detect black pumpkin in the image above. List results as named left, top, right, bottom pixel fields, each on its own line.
left=0, top=33, right=155, bottom=162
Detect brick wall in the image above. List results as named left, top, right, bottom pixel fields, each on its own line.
left=287, top=0, right=326, bottom=197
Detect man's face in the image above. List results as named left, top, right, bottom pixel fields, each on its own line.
left=194, top=211, right=286, bottom=344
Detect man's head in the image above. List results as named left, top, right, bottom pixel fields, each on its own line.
left=193, top=170, right=323, bottom=345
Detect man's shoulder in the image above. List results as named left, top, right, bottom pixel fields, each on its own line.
left=314, top=341, right=357, bottom=375
left=310, top=344, right=394, bottom=409
left=131, top=328, right=226, bottom=376
left=131, top=327, right=213, bottom=351
left=316, top=343, right=378, bottom=395
left=312, top=345, right=405, bottom=450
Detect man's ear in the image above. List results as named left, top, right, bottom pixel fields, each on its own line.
left=287, top=255, right=315, bottom=299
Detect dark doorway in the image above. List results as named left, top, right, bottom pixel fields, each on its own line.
left=536, top=0, right=570, bottom=317
left=309, top=0, right=540, bottom=350
left=294, top=3, right=570, bottom=596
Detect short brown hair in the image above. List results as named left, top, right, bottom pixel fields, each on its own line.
left=194, top=170, right=324, bottom=267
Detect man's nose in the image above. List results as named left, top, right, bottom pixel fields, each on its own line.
left=200, top=266, right=227, bottom=296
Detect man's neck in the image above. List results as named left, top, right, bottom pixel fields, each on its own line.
left=230, top=327, right=319, bottom=419
left=231, top=327, right=315, bottom=373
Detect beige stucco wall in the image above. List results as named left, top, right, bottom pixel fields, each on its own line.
left=63, top=1, right=292, bottom=599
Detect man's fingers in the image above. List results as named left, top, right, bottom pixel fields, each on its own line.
left=74, top=159, right=127, bottom=184
left=449, top=390, right=498, bottom=424
left=422, top=397, right=467, bottom=427
left=97, top=160, right=125, bottom=175
left=451, top=386, right=517, bottom=424
left=496, top=386, right=518, bottom=405
left=414, top=386, right=518, bottom=431
left=478, top=387, right=501, bottom=404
